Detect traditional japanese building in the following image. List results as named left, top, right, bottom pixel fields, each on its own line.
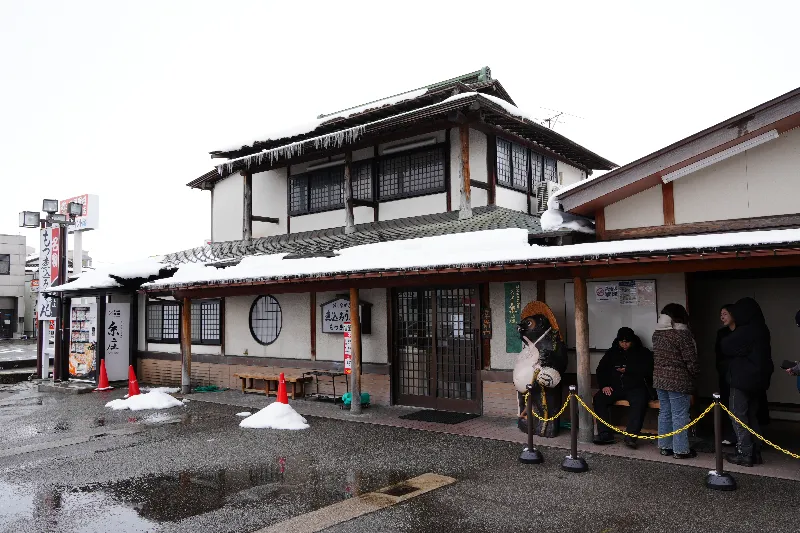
left=52, top=70, right=800, bottom=439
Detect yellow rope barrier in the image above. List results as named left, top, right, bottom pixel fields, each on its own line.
left=719, top=403, right=800, bottom=459
left=523, top=392, right=572, bottom=422
left=573, top=394, right=714, bottom=440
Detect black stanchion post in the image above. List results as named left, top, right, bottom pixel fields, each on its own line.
left=562, top=385, right=589, bottom=473
left=706, top=393, right=736, bottom=491
left=519, top=384, right=544, bottom=464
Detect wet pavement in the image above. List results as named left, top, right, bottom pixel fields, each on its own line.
left=0, top=340, right=38, bottom=365
left=0, top=382, right=798, bottom=533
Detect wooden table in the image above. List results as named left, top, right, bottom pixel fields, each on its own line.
left=302, top=370, right=349, bottom=402
left=233, top=373, right=313, bottom=399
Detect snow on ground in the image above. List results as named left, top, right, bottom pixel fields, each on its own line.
left=239, top=403, right=309, bottom=430
left=105, top=390, right=184, bottom=411
left=235, top=412, right=252, bottom=417
left=142, top=386, right=180, bottom=394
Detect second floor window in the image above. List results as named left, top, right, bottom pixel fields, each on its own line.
left=289, top=162, right=372, bottom=216
left=378, top=145, right=446, bottom=200
left=496, top=137, right=558, bottom=191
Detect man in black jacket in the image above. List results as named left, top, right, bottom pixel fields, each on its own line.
left=722, top=297, right=774, bottom=467
left=593, top=327, right=654, bottom=449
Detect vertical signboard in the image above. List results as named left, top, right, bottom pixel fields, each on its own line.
left=343, top=322, right=353, bottom=375
left=504, top=282, right=522, bottom=353
left=58, top=194, right=99, bottom=233
left=68, top=301, right=97, bottom=381
left=37, top=227, right=59, bottom=320
left=104, top=303, right=130, bottom=381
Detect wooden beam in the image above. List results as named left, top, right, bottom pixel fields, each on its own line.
left=536, top=279, right=546, bottom=303
left=351, top=199, right=378, bottom=208
left=573, top=277, right=593, bottom=443
left=242, top=171, right=252, bottom=241
left=459, top=124, right=472, bottom=217
left=251, top=216, right=279, bottom=224
left=469, top=179, right=490, bottom=190
left=310, top=292, right=316, bottom=360
left=344, top=151, right=355, bottom=234
left=445, top=128, right=452, bottom=212
left=662, top=181, right=675, bottom=226
left=603, top=213, right=800, bottom=240
left=349, top=287, right=362, bottom=414
left=486, top=132, right=497, bottom=204
left=594, top=208, right=606, bottom=240
left=180, top=297, right=192, bottom=394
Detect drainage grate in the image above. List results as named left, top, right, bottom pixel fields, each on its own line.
left=381, top=483, right=418, bottom=497
left=398, top=410, right=479, bottom=424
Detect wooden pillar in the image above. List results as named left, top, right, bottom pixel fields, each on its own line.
left=594, top=208, right=606, bottom=240
left=536, top=279, right=546, bottom=303
left=310, top=292, right=317, bottom=360
left=349, top=287, right=362, bottom=415
left=486, top=132, right=497, bottom=205
left=662, top=182, right=675, bottom=226
left=180, top=297, right=192, bottom=394
left=242, top=171, right=253, bottom=240
left=573, top=276, right=593, bottom=443
left=344, top=151, right=355, bottom=234
left=458, top=124, right=472, bottom=219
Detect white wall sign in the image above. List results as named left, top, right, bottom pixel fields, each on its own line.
left=321, top=298, right=371, bottom=334
left=105, top=303, right=129, bottom=381
left=59, top=194, right=99, bottom=233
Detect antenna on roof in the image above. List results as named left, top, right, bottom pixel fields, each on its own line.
left=540, top=108, right=584, bottom=129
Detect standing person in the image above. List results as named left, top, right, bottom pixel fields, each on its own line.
left=722, top=297, right=774, bottom=467
left=652, top=303, right=700, bottom=459
left=715, top=304, right=737, bottom=446
left=592, top=327, right=654, bottom=449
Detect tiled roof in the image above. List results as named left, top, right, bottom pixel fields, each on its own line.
left=162, top=206, right=544, bottom=266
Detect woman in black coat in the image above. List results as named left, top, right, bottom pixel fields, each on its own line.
left=722, top=297, right=774, bottom=466
left=715, top=304, right=737, bottom=445
left=593, top=327, right=654, bottom=448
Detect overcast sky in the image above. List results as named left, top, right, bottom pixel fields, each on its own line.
left=2, top=0, right=798, bottom=264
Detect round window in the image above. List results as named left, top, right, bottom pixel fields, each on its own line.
left=249, top=295, right=282, bottom=345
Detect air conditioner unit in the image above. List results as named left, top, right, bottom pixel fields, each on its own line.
left=536, top=181, right=561, bottom=213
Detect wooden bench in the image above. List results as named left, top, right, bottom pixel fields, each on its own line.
left=234, top=373, right=313, bottom=400
left=608, top=396, right=694, bottom=434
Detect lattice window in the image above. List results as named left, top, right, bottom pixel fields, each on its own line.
left=146, top=304, right=163, bottom=341
left=250, top=295, right=282, bottom=345
left=378, top=146, right=445, bottom=200
left=496, top=138, right=512, bottom=187
left=146, top=302, right=180, bottom=343
left=395, top=290, right=433, bottom=397
left=309, top=168, right=345, bottom=213
left=512, top=143, right=529, bottom=190
left=435, top=288, right=477, bottom=401
left=543, top=156, right=558, bottom=183
left=531, top=152, right=543, bottom=185
left=190, top=300, right=221, bottom=345
left=289, top=177, right=308, bottom=215
left=353, top=161, right=373, bottom=201
left=162, top=305, right=180, bottom=341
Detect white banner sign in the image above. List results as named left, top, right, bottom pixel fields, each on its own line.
left=104, top=303, right=129, bottom=381
left=37, top=227, right=60, bottom=320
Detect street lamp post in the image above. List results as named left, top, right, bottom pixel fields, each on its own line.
left=19, top=200, right=83, bottom=382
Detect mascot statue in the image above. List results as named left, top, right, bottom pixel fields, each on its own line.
left=513, top=301, right=568, bottom=438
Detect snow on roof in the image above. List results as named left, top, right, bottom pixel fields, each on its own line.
left=214, top=92, right=476, bottom=175
left=143, top=227, right=800, bottom=290
left=474, top=92, right=543, bottom=124
left=50, top=257, right=165, bottom=292
left=213, top=88, right=428, bottom=154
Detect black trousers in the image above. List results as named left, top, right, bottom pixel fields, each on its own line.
left=729, top=387, right=762, bottom=455
left=718, top=376, right=737, bottom=443
left=593, top=387, right=650, bottom=437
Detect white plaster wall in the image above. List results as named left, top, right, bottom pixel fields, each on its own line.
left=546, top=273, right=686, bottom=374
left=495, top=187, right=528, bottom=212
left=315, top=289, right=388, bottom=364
left=604, top=184, right=664, bottom=230
left=674, top=127, right=800, bottom=223
left=211, top=174, right=243, bottom=242
left=488, top=281, right=538, bottom=370
left=378, top=130, right=447, bottom=155
left=147, top=343, right=222, bottom=355
left=379, top=194, right=447, bottom=221
left=557, top=161, right=586, bottom=187
left=0, top=237, right=26, bottom=299
left=291, top=210, right=347, bottom=234
left=252, top=168, right=287, bottom=238
left=225, top=294, right=311, bottom=359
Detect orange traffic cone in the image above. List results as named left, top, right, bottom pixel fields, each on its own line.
left=94, top=360, right=113, bottom=391
left=277, top=372, right=288, bottom=404
left=128, top=365, right=141, bottom=397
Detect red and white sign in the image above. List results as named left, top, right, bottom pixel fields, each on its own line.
left=30, top=279, right=39, bottom=292
left=59, top=194, right=99, bottom=233
left=343, top=322, right=352, bottom=375
left=37, top=227, right=60, bottom=320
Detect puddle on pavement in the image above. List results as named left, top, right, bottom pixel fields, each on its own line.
left=0, top=459, right=410, bottom=530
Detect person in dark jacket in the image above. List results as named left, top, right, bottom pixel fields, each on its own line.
left=593, top=327, right=654, bottom=449
left=722, top=297, right=774, bottom=467
left=715, top=304, right=737, bottom=445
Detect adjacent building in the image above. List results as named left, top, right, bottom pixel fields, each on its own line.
left=0, top=235, right=27, bottom=339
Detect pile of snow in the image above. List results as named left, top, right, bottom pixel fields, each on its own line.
left=540, top=197, right=595, bottom=234
left=50, top=257, right=165, bottom=293
left=105, top=390, right=184, bottom=411
left=142, top=386, right=180, bottom=394
left=239, top=403, right=309, bottom=430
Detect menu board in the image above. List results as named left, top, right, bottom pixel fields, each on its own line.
left=69, top=302, right=97, bottom=381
